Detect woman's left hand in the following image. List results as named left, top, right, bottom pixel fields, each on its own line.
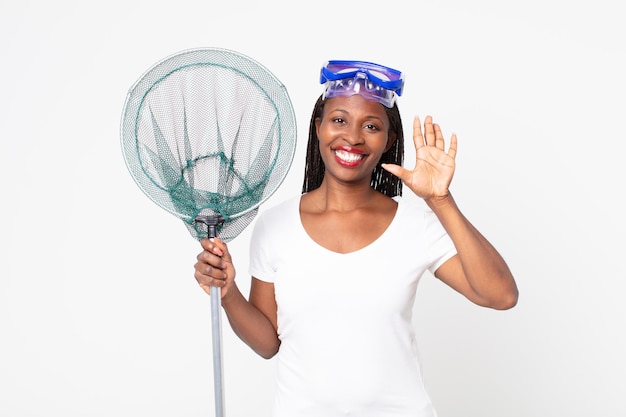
left=383, top=115, right=457, bottom=201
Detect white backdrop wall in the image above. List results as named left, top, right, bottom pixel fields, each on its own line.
left=1, top=1, right=624, bottom=416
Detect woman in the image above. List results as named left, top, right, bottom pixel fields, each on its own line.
left=194, top=60, right=518, bottom=417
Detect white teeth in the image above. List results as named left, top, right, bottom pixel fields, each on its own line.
left=335, top=149, right=364, bottom=162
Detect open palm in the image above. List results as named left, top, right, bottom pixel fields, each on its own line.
left=383, top=115, right=457, bottom=200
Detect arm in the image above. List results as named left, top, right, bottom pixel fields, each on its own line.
left=383, top=115, right=518, bottom=309
left=194, top=238, right=280, bottom=358
left=427, top=194, right=518, bottom=309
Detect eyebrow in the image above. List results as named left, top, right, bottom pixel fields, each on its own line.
left=326, top=108, right=386, bottom=123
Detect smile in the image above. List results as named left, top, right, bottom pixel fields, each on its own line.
left=334, top=149, right=366, bottom=167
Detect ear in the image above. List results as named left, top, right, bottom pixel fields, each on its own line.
left=384, top=132, right=397, bottom=152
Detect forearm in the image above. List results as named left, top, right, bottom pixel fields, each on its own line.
left=221, top=285, right=280, bottom=359
left=428, top=193, right=518, bottom=309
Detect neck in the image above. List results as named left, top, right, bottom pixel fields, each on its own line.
left=311, top=178, right=380, bottom=212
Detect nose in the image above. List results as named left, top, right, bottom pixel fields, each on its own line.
left=342, top=124, right=364, bottom=146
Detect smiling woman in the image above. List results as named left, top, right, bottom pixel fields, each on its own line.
left=316, top=95, right=393, bottom=175
left=193, top=59, right=518, bottom=417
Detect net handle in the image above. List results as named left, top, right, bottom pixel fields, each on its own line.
left=195, top=215, right=226, bottom=417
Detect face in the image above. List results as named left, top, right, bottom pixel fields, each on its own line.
left=315, top=94, right=396, bottom=186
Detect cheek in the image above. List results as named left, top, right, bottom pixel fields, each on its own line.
left=383, top=133, right=397, bottom=153
left=315, top=121, right=337, bottom=147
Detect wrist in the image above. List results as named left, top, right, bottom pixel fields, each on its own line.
left=425, top=192, right=455, bottom=211
left=221, top=283, right=242, bottom=308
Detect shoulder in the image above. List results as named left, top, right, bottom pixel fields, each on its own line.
left=393, top=195, right=450, bottom=238
left=249, top=194, right=304, bottom=274
left=252, top=194, right=301, bottom=238
left=258, top=194, right=301, bottom=222
left=394, top=194, right=431, bottom=220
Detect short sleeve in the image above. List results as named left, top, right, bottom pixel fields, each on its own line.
left=248, top=212, right=276, bottom=283
left=424, top=210, right=457, bottom=274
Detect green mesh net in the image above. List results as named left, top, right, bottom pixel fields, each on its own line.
left=120, top=48, right=297, bottom=242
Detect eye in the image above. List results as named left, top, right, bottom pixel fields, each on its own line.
left=332, top=117, right=346, bottom=124
left=364, top=122, right=380, bottom=131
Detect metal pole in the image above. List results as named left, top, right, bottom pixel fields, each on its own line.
left=195, top=215, right=226, bottom=417
left=210, top=286, right=224, bottom=417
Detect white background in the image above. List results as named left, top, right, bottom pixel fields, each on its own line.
left=1, top=1, right=624, bottom=416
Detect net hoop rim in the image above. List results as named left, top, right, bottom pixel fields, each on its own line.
left=119, top=47, right=297, bottom=225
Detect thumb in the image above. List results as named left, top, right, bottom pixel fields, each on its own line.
left=212, top=237, right=232, bottom=262
left=381, top=163, right=409, bottom=182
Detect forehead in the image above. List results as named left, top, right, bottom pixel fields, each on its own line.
left=322, top=95, right=389, bottom=120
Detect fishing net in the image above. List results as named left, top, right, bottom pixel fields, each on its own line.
left=120, top=47, right=297, bottom=242
left=120, top=47, right=297, bottom=416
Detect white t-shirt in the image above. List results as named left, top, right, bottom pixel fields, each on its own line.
left=249, top=195, right=457, bottom=417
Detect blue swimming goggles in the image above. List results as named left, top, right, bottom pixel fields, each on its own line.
left=320, top=60, right=405, bottom=108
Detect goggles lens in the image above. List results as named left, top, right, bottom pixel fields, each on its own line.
left=320, top=60, right=405, bottom=108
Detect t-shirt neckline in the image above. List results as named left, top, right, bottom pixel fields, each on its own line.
left=296, top=195, right=403, bottom=256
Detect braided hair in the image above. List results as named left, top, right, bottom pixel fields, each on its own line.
left=301, top=95, right=404, bottom=197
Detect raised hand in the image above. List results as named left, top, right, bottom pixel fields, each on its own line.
left=383, top=115, right=457, bottom=201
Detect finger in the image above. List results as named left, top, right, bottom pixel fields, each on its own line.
left=448, top=133, right=458, bottom=159
left=202, top=238, right=231, bottom=264
left=199, top=276, right=226, bottom=288
left=195, top=255, right=226, bottom=277
left=200, top=238, right=224, bottom=257
left=194, top=267, right=226, bottom=289
left=197, top=249, right=227, bottom=271
left=433, top=123, right=445, bottom=151
left=211, top=237, right=232, bottom=261
left=413, top=116, right=424, bottom=150
left=381, top=163, right=410, bottom=183
left=424, top=115, right=436, bottom=146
